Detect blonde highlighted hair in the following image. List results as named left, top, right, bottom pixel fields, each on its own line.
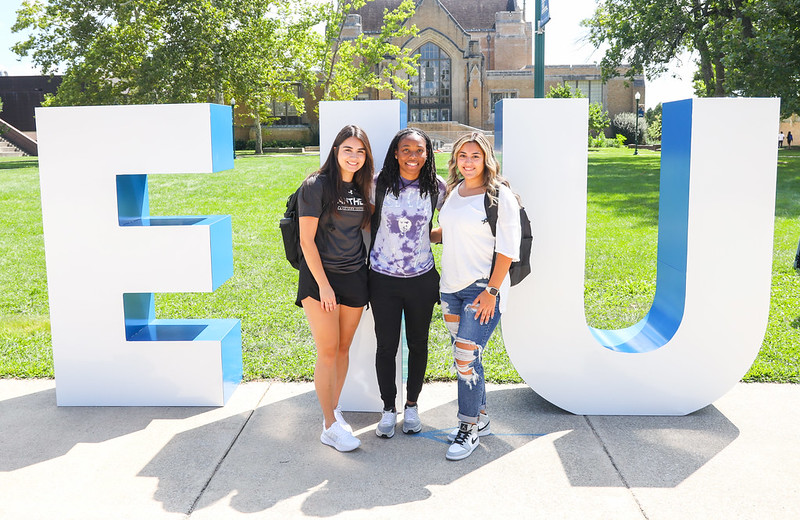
left=446, top=132, right=512, bottom=207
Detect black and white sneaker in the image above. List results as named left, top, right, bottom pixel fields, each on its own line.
left=447, top=412, right=490, bottom=442
left=446, top=422, right=479, bottom=461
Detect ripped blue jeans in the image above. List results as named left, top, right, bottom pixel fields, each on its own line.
left=440, top=279, right=501, bottom=423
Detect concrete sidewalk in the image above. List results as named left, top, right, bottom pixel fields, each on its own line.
left=0, top=380, right=798, bottom=519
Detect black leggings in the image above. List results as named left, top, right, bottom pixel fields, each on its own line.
left=369, top=268, right=440, bottom=411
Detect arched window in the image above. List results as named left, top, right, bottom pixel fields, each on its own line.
left=408, top=43, right=451, bottom=122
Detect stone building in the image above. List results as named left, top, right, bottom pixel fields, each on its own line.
left=353, top=0, right=646, bottom=132
left=240, top=0, right=646, bottom=143
left=544, top=64, right=646, bottom=131
left=352, top=0, right=535, bottom=131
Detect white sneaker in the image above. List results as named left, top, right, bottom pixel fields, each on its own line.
left=447, top=412, right=490, bottom=441
left=375, top=409, right=396, bottom=438
left=446, top=422, right=479, bottom=461
left=321, top=421, right=361, bottom=452
left=402, top=404, right=422, bottom=434
left=334, top=406, right=352, bottom=433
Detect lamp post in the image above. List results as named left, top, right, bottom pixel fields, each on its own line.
left=634, top=91, right=640, bottom=155
left=230, top=98, right=236, bottom=160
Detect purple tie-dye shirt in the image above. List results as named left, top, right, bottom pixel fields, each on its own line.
left=370, top=176, right=446, bottom=278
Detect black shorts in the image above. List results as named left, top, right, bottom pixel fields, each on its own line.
left=295, top=261, right=369, bottom=308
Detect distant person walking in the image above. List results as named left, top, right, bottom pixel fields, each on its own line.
left=787, top=131, right=793, bottom=149
left=779, top=131, right=785, bottom=148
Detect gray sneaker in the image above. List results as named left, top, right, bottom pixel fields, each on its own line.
left=446, top=422, right=479, bottom=461
left=402, top=404, right=422, bottom=434
left=376, top=409, right=396, bottom=438
left=447, top=412, right=490, bottom=442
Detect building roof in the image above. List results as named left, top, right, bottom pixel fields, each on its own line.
left=355, top=0, right=520, bottom=33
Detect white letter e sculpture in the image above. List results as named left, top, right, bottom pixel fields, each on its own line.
left=37, top=104, right=242, bottom=406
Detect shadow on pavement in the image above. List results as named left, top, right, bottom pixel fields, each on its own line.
left=141, top=385, right=576, bottom=516
left=136, top=383, right=741, bottom=515
left=0, top=388, right=211, bottom=472
left=557, top=405, right=740, bottom=488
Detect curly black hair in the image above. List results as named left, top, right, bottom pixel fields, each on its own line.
left=375, top=127, right=439, bottom=201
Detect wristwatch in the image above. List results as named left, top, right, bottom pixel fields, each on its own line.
left=485, top=286, right=499, bottom=296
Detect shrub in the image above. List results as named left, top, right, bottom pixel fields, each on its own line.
left=612, top=112, right=648, bottom=145
left=647, top=112, right=662, bottom=143
left=234, top=139, right=311, bottom=150
left=588, top=135, right=605, bottom=148
left=588, top=102, right=611, bottom=138
left=546, top=83, right=583, bottom=98
left=588, top=134, right=627, bottom=149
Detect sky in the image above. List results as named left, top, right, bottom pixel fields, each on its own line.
left=0, top=0, right=696, bottom=109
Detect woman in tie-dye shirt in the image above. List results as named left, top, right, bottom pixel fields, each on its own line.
left=368, top=128, right=446, bottom=440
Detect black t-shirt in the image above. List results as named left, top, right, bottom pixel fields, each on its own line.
left=298, top=175, right=366, bottom=273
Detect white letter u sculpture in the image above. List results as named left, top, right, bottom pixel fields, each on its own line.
left=498, top=97, right=779, bottom=415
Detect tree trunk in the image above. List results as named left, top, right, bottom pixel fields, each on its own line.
left=713, top=54, right=727, bottom=97
left=254, top=111, right=263, bottom=155
left=690, top=0, right=716, bottom=97
left=695, top=38, right=716, bottom=97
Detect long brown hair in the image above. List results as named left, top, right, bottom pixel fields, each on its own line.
left=307, top=125, right=374, bottom=228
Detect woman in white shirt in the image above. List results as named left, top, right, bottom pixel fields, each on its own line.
left=432, top=132, right=521, bottom=461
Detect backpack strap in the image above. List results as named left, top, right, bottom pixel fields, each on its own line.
left=429, top=185, right=438, bottom=233
left=484, top=191, right=501, bottom=278
left=483, top=192, right=498, bottom=237
left=369, top=182, right=388, bottom=258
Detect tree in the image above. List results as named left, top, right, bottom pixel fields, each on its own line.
left=583, top=1, right=800, bottom=117
left=546, top=83, right=610, bottom=138
left=316, top=0, right=419, bottom=103
left=12, top=0, right=421, bottom=152
left=645, top=104, right=662, bottom=143
left=226, top=1, right=323, bottom=154
left=15, top=0, right=226, bottom=105
left=588, top=103, right=611, bottom=139
left=721, top=0, right=800, bottom=117
left=545, top=83, right=582, bottom=99
left=11, top=0, right=330, bottom=154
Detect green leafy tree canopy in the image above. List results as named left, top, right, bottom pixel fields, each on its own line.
left=583, top=0, right=800, bottom=117
left=546, top=83, right=610, bottom=137
left=317, top=0, right=419, bottom=103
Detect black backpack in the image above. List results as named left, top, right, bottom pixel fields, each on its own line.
left=279, top=178, right=328, bottom=270
left=794, top=236, right=800, bottom=272
left=483, top=190, right=533, bottom=286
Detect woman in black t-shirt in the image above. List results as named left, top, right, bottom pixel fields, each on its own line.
left=297, top=125, right=374, bottom=452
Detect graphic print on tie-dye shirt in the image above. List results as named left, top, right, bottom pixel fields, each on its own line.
left=370, top=180, right=436, bottom=278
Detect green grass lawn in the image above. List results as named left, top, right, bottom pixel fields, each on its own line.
left=1, top=147, right=798, bottom=382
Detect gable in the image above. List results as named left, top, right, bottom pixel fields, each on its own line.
left=355, top=0, right=520, bottom=33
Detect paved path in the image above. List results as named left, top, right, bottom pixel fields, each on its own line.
left=0, top=380, right=798, bottom=519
